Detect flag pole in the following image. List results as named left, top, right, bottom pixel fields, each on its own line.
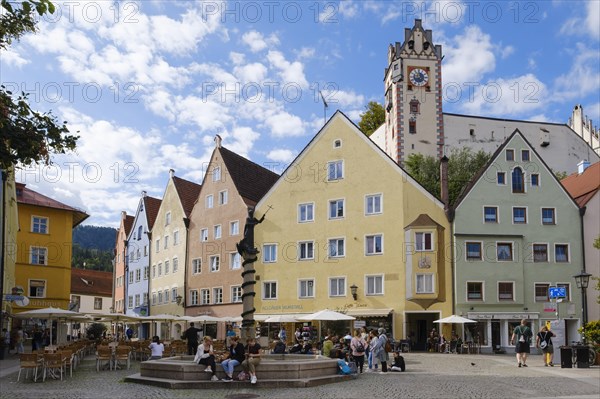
left=319, top=90, right=328, bottom=125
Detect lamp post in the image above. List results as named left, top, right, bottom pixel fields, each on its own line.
left=573, top=270, right=592, bottom=342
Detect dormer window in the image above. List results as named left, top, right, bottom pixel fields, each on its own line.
left=408, top=40, right=414, bottom=50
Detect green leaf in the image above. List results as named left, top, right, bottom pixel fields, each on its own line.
left=2, top=1, right=14, bottom=13
left=22, top=1, right=31, bottom=13
left=47, top=1, right=55, bottom=14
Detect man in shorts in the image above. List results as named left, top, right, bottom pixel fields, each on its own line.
left=511, top=319, right=533, bottom=367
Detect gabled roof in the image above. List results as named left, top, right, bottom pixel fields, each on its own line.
left=71, top=268, right=113, bottom=296
left=453, top=129, right=579, bottom=210
left=16, top=182, right=89, bottom=227
left=561, top=162, right=600, bottom=207
left=257, top=111, right=445, bottom=210
left=219, top=146, right=279, bottom=206
left=123, top=215, right=135, bottom=236
left=405, top=214, right=443, bottom=229
left=143, top=195, right=162, bottom=229
left=172, top=176, right=202, bottom=218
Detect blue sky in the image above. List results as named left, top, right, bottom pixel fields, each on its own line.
left=3, top=0, right=599, bottom=227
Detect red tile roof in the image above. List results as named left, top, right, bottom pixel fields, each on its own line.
left=219, top=146, right=279, bottom=206
left=172, top=176, right=202, bottom=218
left=561, top=162, right=600, bottom=207
left=143, top=196, right=162, bottom=229
left=71, top=268, right=113, bottom=296
left=16, top=182, right=89, bottom=227
left=123, top=215, right=135, bottom=236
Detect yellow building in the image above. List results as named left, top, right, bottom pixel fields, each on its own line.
left=254, top=112, right=452, bottom=348
left=14, top=183, right=88, bottom=314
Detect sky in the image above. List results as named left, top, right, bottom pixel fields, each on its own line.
left=3, top=0, right=599, bottom=227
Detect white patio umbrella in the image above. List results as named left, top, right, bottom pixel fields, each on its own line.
left=264, top=315, right=299, bottom=323
left=14, top=307, right=82, bottom=345
left=434, top=315, right=477, bottom=342
left=144, top=314, right=180, bottom=339
left=299, top=309, right=355, bottom=341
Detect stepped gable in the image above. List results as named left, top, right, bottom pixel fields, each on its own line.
left=143, top=195, right=162, bottom=229
left=219, top=146, right=279, bottom=206
left=561, top=161, right=600, bottom=207
left=172, top=176, right=202, bottom=218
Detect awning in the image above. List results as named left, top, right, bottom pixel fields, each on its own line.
left=254, top=313, right=311, bottom=321
left=345, top=308, right=394, bottom=317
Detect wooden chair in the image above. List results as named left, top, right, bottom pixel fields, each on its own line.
left=114, top=346, right=131, bottom=370
left=17, top=354, right=40, bottom=382
left=43, top=353, right=64, bottom=381
left=96, top=346, right=113, bottom=371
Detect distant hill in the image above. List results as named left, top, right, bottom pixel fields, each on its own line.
left=72, top=225, right=117, bottom=272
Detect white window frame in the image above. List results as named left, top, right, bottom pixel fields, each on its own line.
left=165, top=211, right=171, bottom=226
left=210, top=255, right=220, bottom=272
left=231, top=286, right=242, bottom=303
left=143, top=266, right=149, bottom=280
left=328, top=237, right=345, bottom=258
left=329, top=277, right=346, bottom=297
left=135, top=269, right=141, bottom=282
left=230, top=220, right=239, bottom=236
left=173, top=230, right=180, bottom=245
left=465, top=241, right=483, bottom=261
left=164, top=260, right=170, bottom=275
left=128, top=270, right=134, bottom=284
left=128, top=295, right=134, bottom=308
left=512, top=206, right=528, bottom=224
left=532, top=243, right=549, bottom=263
left=415, top=232, right=433, bottom=251
left=299, top=279, right=315, bottom=299
left=483, top=206, right=499, bottom=223
left=263, top=281, right=277, bottom=300
left=298, top=202, right=314, bottom=223
left=298, top=241, right=315, bottom=260
left=171, top=288, right=178, bottom=302
left=496, top=242, right=514, bottom=262
left=163, top=235, right=169, bottom=249
left=263, top=244, right=277, bottom=263
left=213, top=287, right=223, bottom=304
left=498, top=281, right=515, bottom=302
left=155, top=238, right=160, bottom=253
left=214, top=224, right=222, bottom=239
left=29, top=279, right=46, bottom=298
left=190, top=290, right=199, bottom=306
left=192, top=258, right=201, bottom=274
left=213, top=166, right=221, bottom=182
left=230, top=252, right=241, bottom=270
left=218, top=190, right=228, bottom=205
left=497, top=171, right=506, bottom=185
left=30, top=246, right=48, bottom=265
left=200, top=289, right=210, bottom=305
left=534, top=282, right=550, bottom=302
left=134, top=294, right=140, bottom=307
left=31, top=215, right=48, bottom=234
left=365, top=234, right=383, bottom=255
left=467, top=281, right=484, bottom=301
left=365, top=275, right=384, bottom=295
left=205, top=194, right=214, bottom=209
left=200, top=228, right=208, bottom=242
left=365, top=194, right=382, bottom=215
left=327, top=160, right=344, bottom=181
left=416, top=274, right=434, bottom=294
left=328, top=198, right=345, bottom=219
left=554, top=243, right=570, bottom=263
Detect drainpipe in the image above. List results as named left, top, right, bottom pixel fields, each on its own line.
left=0, top=170, right=7, bottom=334
left=579, top=206, right=587, bottom=324
left=183, top=217, right=190, bottom=318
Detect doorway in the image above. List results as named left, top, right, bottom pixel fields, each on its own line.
left=491, top=319, right=501, bottom=350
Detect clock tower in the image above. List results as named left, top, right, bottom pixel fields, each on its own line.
left=383, top=19, right=444, bottom=166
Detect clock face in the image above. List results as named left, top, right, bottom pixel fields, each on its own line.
left=409, top=68, right=429, bottom=87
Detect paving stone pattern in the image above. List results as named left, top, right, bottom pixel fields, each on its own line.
left=1, top=353, right=598, bottom=399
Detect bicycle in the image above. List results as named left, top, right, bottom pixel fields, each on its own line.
left=570, top=341, right=597, bottom=366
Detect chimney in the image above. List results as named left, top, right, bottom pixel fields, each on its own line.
left=577, top=160, right=590, bottom=175
left=121, top=210, right=126, bottom=220
left=141, top=190, right=147, bottom=197
left=214, top=134, right=222, bottom=148
left=169, top=169, right=175, bottom=178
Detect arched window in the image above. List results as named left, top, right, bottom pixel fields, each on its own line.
left=512, top=167, right=524, bottom=193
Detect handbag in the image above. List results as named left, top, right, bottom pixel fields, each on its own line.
left=540, top=341, right=547, bottom=349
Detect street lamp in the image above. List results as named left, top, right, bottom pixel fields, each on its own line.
left=573, top=270, right=592, bottom=337
left=350, top=284, right=358, bottom=301
left=176, top=295, right=183, bottom=306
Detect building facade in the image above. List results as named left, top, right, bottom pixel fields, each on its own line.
left=568, top=105, right=599, bottom=156
left=113, top=211, right=133, bottom=314
left=453, top=130, right=583, bottom=353
left=255, top=112, right=453, bottom=348
left=186, top=136, right=278, bottom=339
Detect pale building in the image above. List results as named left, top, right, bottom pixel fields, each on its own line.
left=568, top=105, right=600, bottom=156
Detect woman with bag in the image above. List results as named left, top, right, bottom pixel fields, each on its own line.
left=221, top=336, right=246, bottom=381
left=350, top=329, right=367, bottom=373
left=536, top=326, right=555, bottom=367
left=510, top=319, right=533, bottom=367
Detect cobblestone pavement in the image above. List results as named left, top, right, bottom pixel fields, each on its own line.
left=1, top=352, right=598, bottom=399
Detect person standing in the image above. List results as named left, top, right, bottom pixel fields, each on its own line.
left=294, top=328, right=302, bottom=344
left=536, top=326, right=556, bottom=367
left=221, top=336, right=245, bottom=381
left=15, top=327, right=24, bottom=354
left=242, top=337, right=261, bottom=384
left=194, top=336, right=218, bottom=381
left=2, top=328, right=10, bottom=355
left=278, top=326, right=287, bottom=343
left=148, top=336, right=164, bottom=360
left=183, top=322, right=200, bottom=355
left=350, top=329, right=367, bottom=373
left=376, top=328, right=389, bottom=372
left=511, top=319, right=533, bottom=367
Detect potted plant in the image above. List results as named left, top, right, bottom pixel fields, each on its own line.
left=578, top=320, right=600, bottom=365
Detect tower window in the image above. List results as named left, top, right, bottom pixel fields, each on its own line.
left=409, top=120, right=417, bottom=134
left=410, top=100, right=420, bottom=114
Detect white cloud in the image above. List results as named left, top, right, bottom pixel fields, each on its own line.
left=267, top=149, right=296, bottom=163
left=296, top=47, right=315, bottom=59
left=441, top=25, right=496, bottom=85
left=266, top=50, right=309, bottom=88
left=241, top=30, right=280, bottom=53
left=554, top=45, right=600, bottom=100
left=459, top=74, right=548, bottom=117
left=500, top=45, right=514, bottom=59
left=560, top=0, right=600, bottom=40
left=233, top=62, right=268, bottom=84
left=1, top=48, right=30, bottom=68
left=339, top=0, right=359, bottom=18
left=229, top=52, right=245, bottom=65
left=325, top=89, right=366, bottom=108
left=264, top=111, right=305, bottom=138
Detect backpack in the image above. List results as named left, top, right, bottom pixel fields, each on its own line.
left=337, top=359, right=352, bottom=375
left=237, top=371, right=248, bottom=381
left=383, top=336, right=392, bottom=352
left=355, top=341, right=365, bottom=353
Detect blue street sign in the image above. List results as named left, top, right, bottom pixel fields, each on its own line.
left=549, top=287, right=566, bottom=299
